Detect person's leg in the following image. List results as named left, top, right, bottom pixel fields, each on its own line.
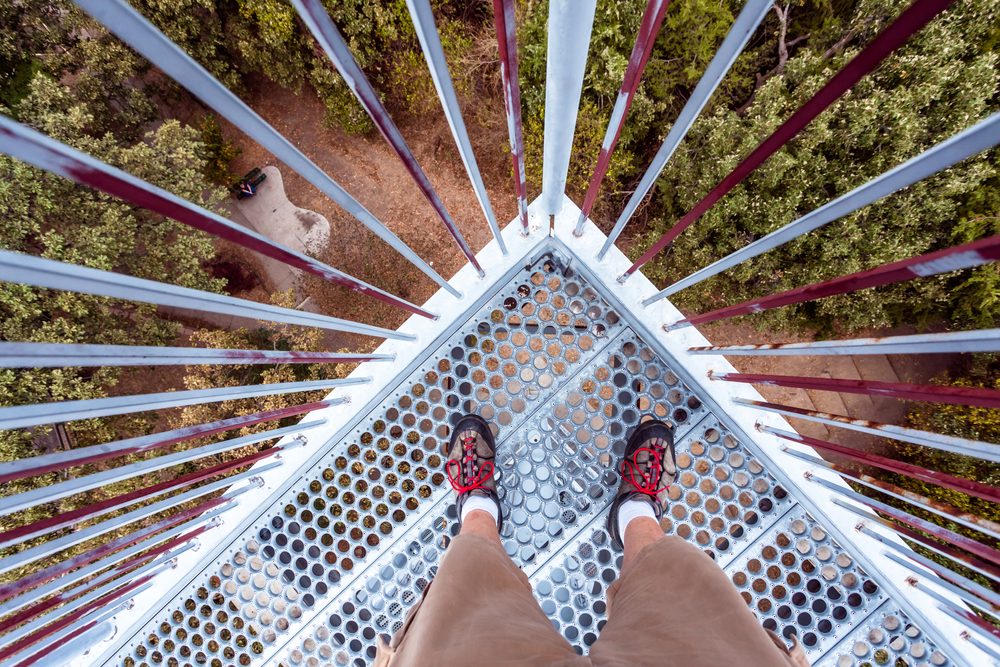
left=589, top=421, right=806, bottom=667
left=375, top=415, right=589, bottom=667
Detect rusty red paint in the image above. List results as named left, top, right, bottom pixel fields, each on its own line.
left=0, top=399, right=334, bottom=486
left=770, top=429, right=1000, bottom=503
left=5, top=128, right=434, bottom=318
left=849, top=491, right=1000, bottom=567
left=578, top=0, right=670, bottom=226
left=623, top=0, right=956, bottom=279
left=673, top=233, right=1000, bottom=327
left=871, top=517, right=1000, bottom=581
left=0, top=500, right=220, bottom=603
left=297, top=0, right=482, bottom=273
left=492, top=0, right=528, bottom=232
left=0, top=446, right=279, bottom=548
left=9, top=617, right=102, bottom=667
left=0, top=572, right=155, bottom=663
left=720, top=372, right=1000, bottom=408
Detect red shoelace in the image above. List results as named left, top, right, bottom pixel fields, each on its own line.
left=620, top=440, right=668, bottom=496
left=446, top=435, right=494, bottom=494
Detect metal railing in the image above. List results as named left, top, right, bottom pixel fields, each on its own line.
left=0, top=0, right=998, bottom=665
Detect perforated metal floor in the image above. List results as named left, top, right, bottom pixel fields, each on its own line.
left=116, top=257, right=951, bottom=667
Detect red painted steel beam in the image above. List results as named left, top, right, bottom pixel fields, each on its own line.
left=492, top=0, right=529, bottom=233
left=0, top=500, right=220, bottom=603
left=670, top=233, right=1000, bottom=328
left=622, top=0, right=956, bottom=281
left=0, top=445, right=278, bottom=549
left=0, top=120, right=435, bottom=319
left=717, top=371, right=1000, bottom=408
left=576, top=0, right=670, bottom=234
left=0, top=573, right=155, bottom=662
left=294, top=0, right=484, bottom=276
left=0, top=398, right=336, bottom=485
left=768, top=428, right=1000, bottom=504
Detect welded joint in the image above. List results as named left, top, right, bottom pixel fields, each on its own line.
left=248, top=476, right=267, bottom=488
left=663, top=320, right=690, bottom=331
left=616, top=273, right=629, bottom=285
left=905, top=576, right=920, bottom=587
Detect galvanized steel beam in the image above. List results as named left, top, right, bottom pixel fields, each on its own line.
left=885, top=551, right=1000, bottom=613
left=0, top=116, right=436, bottom=318
left=689, top=328, right=1000, bottom=356
left=292, top=0, right=485, bottom=277
left=598, top=0, right=773, bottom=259
left=0, top=250, right=417, bottom=341
left=655, top=112, right=1000, bottom=298
left=622, top=0, right=956, bottom=282
left=667, top=233, right=1000, bottom=323
left=766, top=426, right=1000, bottom=504
left=574, top=0, right=671, bottom=236
left=723, top=372, right=1000, bottom=408
left=0, top=399, right=340, bottom=485
left=406, top=0, right=507, bottom=256
left=72, top=0, right=459, bottom=297
left=491, top=0, right=529, bottom=232
left=541, top=0, right=598, bottom=216
left=741, top=398, right=1000, bottom=462
left=0, top=376, right=357, bottom=430
left=0, top=342, right=394, bottom=368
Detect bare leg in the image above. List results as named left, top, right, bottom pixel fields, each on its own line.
left=621, top=516, right=663, bottom=573
left=459, top=509, right=504, bottom=549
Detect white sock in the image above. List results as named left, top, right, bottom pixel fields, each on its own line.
left=461, top=494, right=499, bottom=527
left=617, top=499, right=657, bottom=539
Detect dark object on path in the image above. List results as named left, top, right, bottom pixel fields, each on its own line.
left=231, top=168, right=267, bottom=200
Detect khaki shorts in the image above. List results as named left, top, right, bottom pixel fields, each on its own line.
left=376, top=533, right=806, bottom=666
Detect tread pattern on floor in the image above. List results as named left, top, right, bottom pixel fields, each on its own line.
left=114, top=258, right=950, bottom=667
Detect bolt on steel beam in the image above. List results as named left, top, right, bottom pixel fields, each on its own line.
left=541, top=0, right=598, bottom=216
left=73, top=0, right=459, bottom=298
left=0, top=476, right=258, bottom=578
left=621, top=0, right=956, bottom=282
left=885, top=551, right=1000, bottom=613
left=0, top=440, right=296, bottom=549
left=741, top=398, right=1000, bottom=462
left=689, top=327, right=1000, bottom=356
left=784, top=446, right=1000, bottom=539
left=406, top=0, right=507, bottom=257
left=0, top=376, right=355, bottom=429
left=491, top=0, right=529, bottom=233
left=0, top=342, right=395, bottom=368
left=808, top=474, right=1000, bottom=568
left=666, top=232, right=1000, bottom=322
left=652, top=112, right=1000, bottom=298
left=0, top=399, right=339, bottom=485
left=574, top=0, right=670, bottom=236
left=860, top=524, right=1000, bottom=610
left=293, top=0, right=485, bottom=277
left=843, top=502, right=1000, bottom=585
left=765, top=426, right=1000, bottom=504
left=0, top=117, right=437, bottom=319
left=0, top=549, right=189, bottom=639
left=0, top=515, right=220, bottom=617
left=599, top=0, right=773, bottom=259
left=0, top=558, right=176, bottom=652
left=0, top=250, right=417, bottom=341
left=0, top=578, right=154, bottom=665
left=723, top=372, right=1000, bottom=409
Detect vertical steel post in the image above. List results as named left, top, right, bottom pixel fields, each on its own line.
left=598, top=0, right=773, bottom=258
left=491, top=0, right=529, bottom=233
left=574, top=0, right=670, bottom=236
left=293, top=0, right=485, bottom=278
left=406, top=0, right=507, bottom=256
left=541, top=0, right=598, bottom=216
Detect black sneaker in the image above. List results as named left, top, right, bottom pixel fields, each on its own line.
left=446, top=414, right=504, bottom=532
left=606, top=420, right=676, bottom=550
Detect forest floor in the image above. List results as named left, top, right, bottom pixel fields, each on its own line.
left=152, top=77, right=955, bottom=454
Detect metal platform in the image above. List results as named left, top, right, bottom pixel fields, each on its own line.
left=115, top=251, right=951, bottom=667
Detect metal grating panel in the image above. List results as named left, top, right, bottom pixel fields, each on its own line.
left=114, top=257, right=954, bottom=667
